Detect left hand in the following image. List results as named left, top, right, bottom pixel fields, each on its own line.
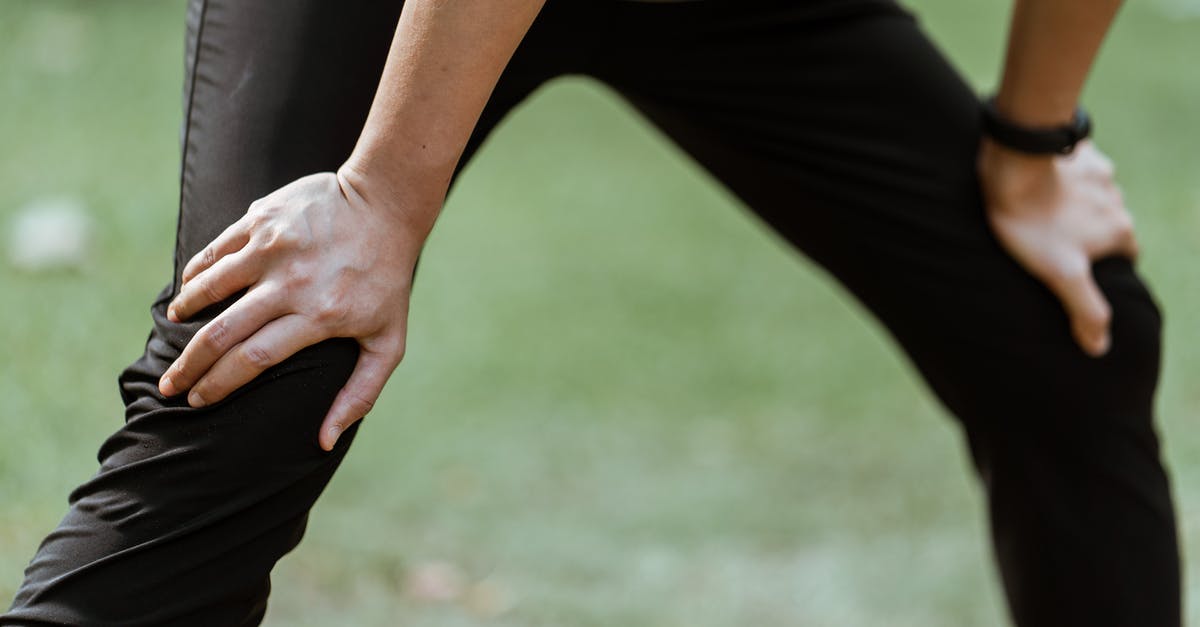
left=978, top=138, right=1140, bottom=357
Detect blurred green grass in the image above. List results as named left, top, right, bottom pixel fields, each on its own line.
left=1, top=1, right=1197, bottom=625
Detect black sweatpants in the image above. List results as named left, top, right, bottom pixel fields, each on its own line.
left=4, top=0, right=1181, bottom=625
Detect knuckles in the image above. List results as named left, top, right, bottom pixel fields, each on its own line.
left=245, top=217, right=314, bottom=261
left=281, top=266, right=314, bottom=292
left=1112, top=213, right=1135, bottom=239
left=248, top=200, right=282, bottom=220
left=244, top=207, right=273, bottom=233
left=255, top=226, right=304, bottom=254
left=313, top=294, right=352, bottom=328
left=198, top=277, right=224, bottom=304
left=200, top=318, right=230, bottom=353
left=239, top=343, right=276, bottom=370
left=379, top=335, right=407, bottom=363
left=1091, top=154, right=1116, bottom=178
left=341, top=390, right=376, bottom=416
left=200, top=245, right=216, bottom=271
left=1043, top=254, right=1091, bottom=287
left=183, top=246, right=215, bottom=281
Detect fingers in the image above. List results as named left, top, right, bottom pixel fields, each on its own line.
left=1109, top=208, right=1139, bottom=261
left=169, top=249, right=261, bottom=323
left=1083, top=143, right=1115, bottom=177
left=159, top=286, right=287, bottom=398
left=1083, top=201, right=1139, bottom=263
left=1112, top=221, right=1139, bottom=261
left=184, top=314, right=326, bottom=408
left=1045, top=256, right=1112, bottom=357
left=319, top=347, right=402, bottom=451
left=180, top=217, right=252, bottom=286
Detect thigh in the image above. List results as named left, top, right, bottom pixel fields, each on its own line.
left=173, top=0, right=596, bottom=300
left=596, top=0, right=1165, bottom=447
left=594, top=2, right=1179, bottom=624
left=2, top=1, right=586, bottom=625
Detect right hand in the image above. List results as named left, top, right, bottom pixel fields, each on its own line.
left=978, top=138, right=1140, bottom=357
left=158, top=167, right=437, bottom=450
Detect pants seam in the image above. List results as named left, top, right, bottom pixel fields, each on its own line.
left=172, top=0, right=210, bottom=298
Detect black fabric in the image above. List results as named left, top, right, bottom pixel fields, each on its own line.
left=4, top=1, right=1181, bottom=625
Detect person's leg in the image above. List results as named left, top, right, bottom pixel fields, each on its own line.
left=591, top=1, right=1180, bottom=625
left=2, top=1, right=595, bottom=624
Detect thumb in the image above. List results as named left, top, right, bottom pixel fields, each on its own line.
left=1047, top=258, right=1112, bottom=357
left=319, top=346, right=400, bottom=451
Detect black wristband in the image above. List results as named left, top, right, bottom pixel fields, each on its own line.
left=979, top=96, right=1092, bottom=155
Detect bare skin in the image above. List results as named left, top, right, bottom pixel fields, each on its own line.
left=158, top=0, right=1137, bottom=450
left=158, top=0, right=548, bottom=451
left=983, top=0, right=1135, bottom=356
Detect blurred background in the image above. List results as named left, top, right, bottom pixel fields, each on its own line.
left=1, top=1, right=1197, bottom=625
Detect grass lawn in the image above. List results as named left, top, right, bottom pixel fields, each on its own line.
left=1, top=1, right=1198, bottom=625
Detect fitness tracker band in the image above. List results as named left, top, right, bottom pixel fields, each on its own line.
left=979, top=96, right=1092, bottom=155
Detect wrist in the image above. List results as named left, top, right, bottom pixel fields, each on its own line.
left=336, top=160, right=444, bottom=242
left=981, top=95, right=1092, bottom=156
left=992, top=90, right=1078, bottom=128
left=977, top=136, right=1058, bottom=206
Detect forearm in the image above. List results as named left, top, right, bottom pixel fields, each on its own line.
left=994, top=0, right=1123, bottom=126
left=978, top=0, right=1135, bottom=358
left=341, top=0, right=547, bottom=237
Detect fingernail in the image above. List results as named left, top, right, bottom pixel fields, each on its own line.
left=328, top=424, right=342, bottom=448
left=188, top=390, right=207, bottom=408
left=167, top=306, right=179, bottom=323
left=1096, top=333, right=1111, bottom=355
left=159, top=375, right=176, bottom=396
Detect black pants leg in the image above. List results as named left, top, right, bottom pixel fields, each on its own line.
left=1, top=1, right=594, bottom=624
left=590, top=1, right=1180, bottom=625
left=4, top=1, right=1181, bottom=626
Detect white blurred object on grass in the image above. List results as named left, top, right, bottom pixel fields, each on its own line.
left=1155, top=0, right=1200, bottom=18
left=26, top=9, right=90, bottom=74
left=7, top=198, right=94, bottom=272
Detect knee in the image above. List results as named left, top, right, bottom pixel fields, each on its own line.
left=111, top=294, right=363, bottom=486
left=910, top=256, right=1163, bottom=433
left=1091, top=256, right=1164, bottom=398
left=5, top=331, right=363, bottom=626
left=116, top=283, right=362, bottom=451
